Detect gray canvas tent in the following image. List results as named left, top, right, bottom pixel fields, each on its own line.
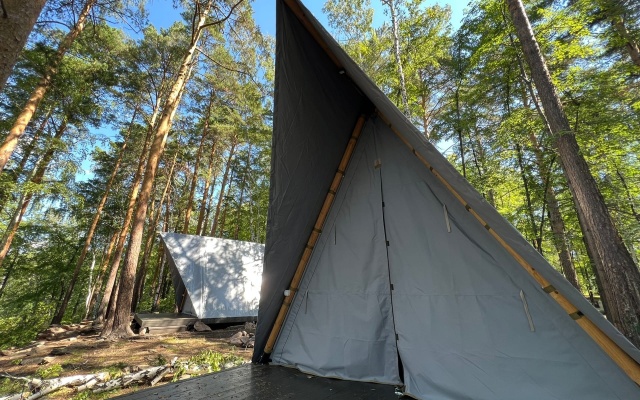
left=160, top=233, right=263, bottom=321
left=252, top=0, right=640, bottom=399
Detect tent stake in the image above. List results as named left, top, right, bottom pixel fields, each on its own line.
left=260, top=115, right=367, bottom=361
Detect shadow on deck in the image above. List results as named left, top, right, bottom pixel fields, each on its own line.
left=114, top=364, right=400, bottom=399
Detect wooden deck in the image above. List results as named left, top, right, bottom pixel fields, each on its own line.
left=134, top=313, right=199, bottom=328
left=114, top=364, right=401, bottom=399
left=201, top=316, right=257, bottom=325
left=134, top=313, right=198, bottom=335
left=133, top=313, right=257, bottom=335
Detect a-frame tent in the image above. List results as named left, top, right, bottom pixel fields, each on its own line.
left=253, top=0, right=640, bottom=398
left=160, top=233, right=263, bottom=320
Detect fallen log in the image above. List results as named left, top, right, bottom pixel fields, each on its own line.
left=0, top=373, right=107, bottom=400
left=92, top=366, right=167, bottom=393
left=150, top=367, right=171, bottom=386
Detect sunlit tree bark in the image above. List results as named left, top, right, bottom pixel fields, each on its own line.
left=0, top=0, right=96, bottom=172
left=0, top=0, right=47, bottom=92
left=508, top=0, right=640, bottom=346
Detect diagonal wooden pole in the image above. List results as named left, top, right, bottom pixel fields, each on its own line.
left=261, top=114, right=367, bottom=361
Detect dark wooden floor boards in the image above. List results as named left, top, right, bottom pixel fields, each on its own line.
left=114, top=364, right=400, bottom=399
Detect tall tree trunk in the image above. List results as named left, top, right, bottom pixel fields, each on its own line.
left=381, top=0, right=409, bottom=115
left=82, top=251, right=96, bottom=319
left=183, top=94, right=213, bottom=233
left=234, top=143, right=251, bottom=240
left=544, top=179, right=580, bottom=290
left=506, top=26, right=581, bottom=291
left=13, top=108, right=51, bottom=176
left=132, top=152, right=177, bottom=312
left=0, top=107, right=51, bottom=215
left=0, top=249, right=20, bottom=298
left=0, top=0, right=48, bottom=92
left=94, top=107, right=159, bottom=325
left=579, top=212, right=612, bottom=317
left=51, top=111, right=136, bottom=325
left=103, top=273, right=120, bottom=324
left=469, top=133, right=495, bottom=207
left=507, top=0, right=640, bottom=346
left=514, top=143, right=541, bottom=251
left=454, top=88, right=466, bottom=178
left=420, top=91, right=430, bottom=139
left=0, top=118, right=67, bottom=269
left=616, top=168, right=640, bottom=223
left=202, top=168, right=219, bottom=235
left=102, top=1, right=214, bottom=338
left=210, top=138, right=237, bottom=237
left=0, top=0, right=96, bottom=172
left=85, top=230, right=118, bottom=320
left=611, top=16, right=640, bottom=68
left=218, top=169, right=235, bottom=237
left=196, top=134, right=218, bottom=235
left=152, top=192, right=172, bottom=312
left=161, top=261, right=171, bottom=299
left=94, top=234, right=122, bottom=325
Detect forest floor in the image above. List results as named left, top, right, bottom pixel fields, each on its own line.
left=0, top=323, right=253, bottom=399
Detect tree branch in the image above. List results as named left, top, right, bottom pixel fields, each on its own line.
left=197, top=0, right=244, bottom=32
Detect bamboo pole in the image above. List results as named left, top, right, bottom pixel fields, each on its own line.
left=281, top=0, right=640, bottom=385
left=261, top=114, right=366, bottom=359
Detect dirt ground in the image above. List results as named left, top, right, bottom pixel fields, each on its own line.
left=0, top=324, right=253, bottom=399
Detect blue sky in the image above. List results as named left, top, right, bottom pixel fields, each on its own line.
left=82, top=0, right=468, bottom=179
left=146, top=0, right=469, bottom=35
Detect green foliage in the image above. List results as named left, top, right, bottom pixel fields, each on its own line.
left=0, top=378, right=24, bottom=396
left=153, top=354, right=168, bottom=366
left=172, top=350, right=245, bottom=381
left=102, top=362, right=128, bottom=379
left=35, top=363, right=64, bottom=379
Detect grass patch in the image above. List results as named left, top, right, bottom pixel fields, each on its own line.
left=69, top=387, right=126, bottom=400
left=0, top=377, right=25, bottom=396
left=152, top=354, right=168, bottom=366
left=102, top=362, right=128, bottom=379
left=162, top=337, right=189, bottom=345
left=173, top=350, right=245, bottom=381
left=35, top=363, right=63, bottom=379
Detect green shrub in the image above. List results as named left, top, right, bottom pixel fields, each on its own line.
left=0, top=377, right=25, bottom=396
left=172, top=350, right=245, bottom=381
left=35, top=363, right=64, bottom=379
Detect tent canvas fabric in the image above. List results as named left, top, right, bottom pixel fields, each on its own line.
left=160, top=233, right=263, bottom=319
left=253, top=0, right=640, bottom=398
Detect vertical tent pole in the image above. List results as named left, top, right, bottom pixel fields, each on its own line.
left=261, top=114, right=367, bottom=360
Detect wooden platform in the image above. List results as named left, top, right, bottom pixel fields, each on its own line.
left=114, top=364, right=401, bottom=399
left=133, top=313, right=257, bottom=335
left=201, top=316, right=256, bottom=325
left=134, top=313, right=198, bottom=335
